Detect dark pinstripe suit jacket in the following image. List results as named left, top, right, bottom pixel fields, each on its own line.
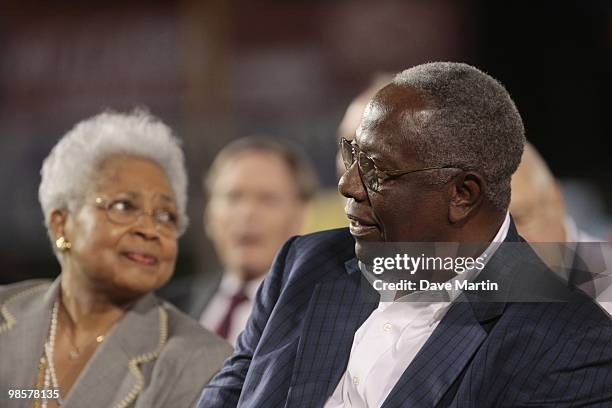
left=198, top=224, right=612, bottom=407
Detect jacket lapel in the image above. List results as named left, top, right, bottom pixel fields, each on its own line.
left=0, top=279, right=167, bottom=408
left=285, top=257, right=379, bottom=407
left=380, top=298, right=487, bottom=407
left=62, top=294, right=166, bottom=408
left=381, top=220, right=524, bottom=407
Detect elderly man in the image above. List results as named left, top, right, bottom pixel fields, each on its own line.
left=198, top=63, right=612, bottom=407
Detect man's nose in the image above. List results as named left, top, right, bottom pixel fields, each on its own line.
left=338, top=162, right=367, bottom=202
left=235, top=198, right=258, bottom=222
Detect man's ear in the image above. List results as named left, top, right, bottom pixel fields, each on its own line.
left=448, top=171, right=484, bottom=225
left=49, top=210, right=68, bottom=240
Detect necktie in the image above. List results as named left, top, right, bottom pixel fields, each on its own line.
left=215, top=289, right=249, bottom=339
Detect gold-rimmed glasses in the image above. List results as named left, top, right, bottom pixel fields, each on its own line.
left=339, top=137, right=460, bottom=192
left=94, top=196, right=179, bottom=236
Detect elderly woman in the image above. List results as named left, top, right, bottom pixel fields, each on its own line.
left=0, top=111, right=231, bottom=408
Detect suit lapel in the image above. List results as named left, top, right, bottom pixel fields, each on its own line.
left=63, top=294, right=166, bottom=408
left=381, top=221, right=525, bottom=407
left=0, top=278, right=167, bottom=408
left=381, top=299, right=487, bottom=407
left=285, top=257, right=379, bottom=407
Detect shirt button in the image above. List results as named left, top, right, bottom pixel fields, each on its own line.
left=352, top=376, right=359, bottom=385
left=383, top=323, right=392, bottom=332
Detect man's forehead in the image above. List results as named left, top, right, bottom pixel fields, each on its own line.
left=359, top=84, right=430, bottom=128
left=375, top=83, right=430, bottom=112
left=355, top=84, right=431, bottom=160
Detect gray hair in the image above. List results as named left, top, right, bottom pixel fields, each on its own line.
left=392, top=62, right=526, bottom=211
left=39, top=110, right=189, bottom=247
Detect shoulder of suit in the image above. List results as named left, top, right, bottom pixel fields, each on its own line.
left=138, top=301, right=232, bottom=407
left=504, top=294, right=612, bottom=340
left=294, top=227, right=352, bottom=243
left=290, top=227, right=354, bottom=256
left=160, top=299, right=232, bottom=356
left=156, top=300, right=232, bottom=379
left=0, top=279, right=51, bottom=304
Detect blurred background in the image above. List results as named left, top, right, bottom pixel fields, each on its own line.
left=1, top=0, right=610, bottom=285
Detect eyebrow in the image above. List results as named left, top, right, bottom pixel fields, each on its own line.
left=114, top=191, right=176, bottom=204
left=120, top=191, right=139, bottom=199
left=351, top=140, right=389, bottom=168
left=158, top=194, right=175, bottom=203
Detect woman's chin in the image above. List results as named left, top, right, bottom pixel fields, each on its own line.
left=108, top=271, right=170, bottom=300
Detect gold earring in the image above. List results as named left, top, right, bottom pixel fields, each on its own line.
left=55, top=236, right=72, bottom=251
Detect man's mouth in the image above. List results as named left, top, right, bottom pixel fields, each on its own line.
left=122, top=251, right=159, bottom=266
left=347, top=215, right=380, bottom=238
left=235, top=234, right=262, bottom=247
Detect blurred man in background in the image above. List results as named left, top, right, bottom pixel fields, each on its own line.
left=511, top=143, right=610, bottom=312
left=335, top=73, right=393, bottom=178
left=510, top=143, right=600, bottom=243
left=194, top=137, right=317, bottom=344
left=303, top=73, right=392, bottom=233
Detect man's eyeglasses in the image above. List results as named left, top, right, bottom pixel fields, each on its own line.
left=339, top=137, right=459, bottom=192
left=94, top=196, right=179, bottom=236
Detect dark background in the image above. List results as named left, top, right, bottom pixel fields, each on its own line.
left=1, top=0, right=610, bottom=285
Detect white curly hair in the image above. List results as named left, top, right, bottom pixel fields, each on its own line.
left=39, top=109, right=189, bottom=246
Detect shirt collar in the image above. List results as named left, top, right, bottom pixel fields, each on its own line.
left=444, top=211, right=510, bottom=302
left=360, top=211, right=511, bottom=322
left=218, top=273, right=265, bottom=300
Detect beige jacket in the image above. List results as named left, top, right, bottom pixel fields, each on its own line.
left=0, top=279, right=232, bottom=408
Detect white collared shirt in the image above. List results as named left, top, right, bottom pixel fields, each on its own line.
left=199, top=273, right=265, bottom=345
left=325, top=213, right=511, bottom=407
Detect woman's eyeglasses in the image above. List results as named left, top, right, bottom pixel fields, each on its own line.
left=94, top=196, right=179, bottom=236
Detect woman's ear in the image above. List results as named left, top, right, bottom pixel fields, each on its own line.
left=448, top=171, right=484, bottom=225
left=49, top=209, right=68, bottom=240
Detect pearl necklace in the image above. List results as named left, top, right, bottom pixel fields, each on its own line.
left=42, top=300, right=63, bottom=407
left=41, top=300, right=107, bottom=407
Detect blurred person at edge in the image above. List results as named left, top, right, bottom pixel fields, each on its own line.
left=510, top=143, right=602, bottom=243
left=0, top=111, right=231, bottom=408
left=194, top=137, right=317, bottom=345
left=303, top=74, right=393, bottom=234
left=511, top=143, right=611, bottom=313
left=336, top=73, right=394, bottom=179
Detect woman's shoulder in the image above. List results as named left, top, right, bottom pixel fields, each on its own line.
left=0, top=279, right=51, bottom=303
left=140, top=297, right=232, bottom=405
left=159, top=298, right=233, bottom=357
